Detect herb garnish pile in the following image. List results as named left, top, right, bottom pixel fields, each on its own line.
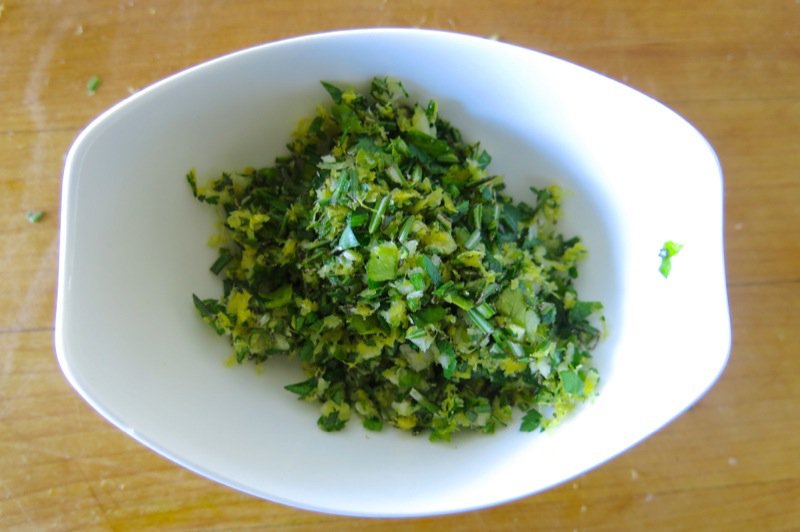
left=189, top=78, right=604, bottom=441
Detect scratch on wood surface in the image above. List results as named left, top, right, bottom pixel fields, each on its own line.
left=0, top=477, right=35, bottom=527
left=24, top=18, right=71, bottom=176
left=0, top=235, right=58, bottom=402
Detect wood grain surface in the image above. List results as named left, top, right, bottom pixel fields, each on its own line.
left=1, top=1, right=798, bottom=530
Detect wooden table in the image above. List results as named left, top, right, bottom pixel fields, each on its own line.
left=2, top=1, right=798, bottom=529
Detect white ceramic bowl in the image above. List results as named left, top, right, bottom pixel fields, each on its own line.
left=56, top=29, right=731, bottom=517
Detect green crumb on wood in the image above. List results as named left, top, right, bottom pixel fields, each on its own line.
left=26, top=211, right=45, bottom=223
left=87, top=75, right=102, bottom=95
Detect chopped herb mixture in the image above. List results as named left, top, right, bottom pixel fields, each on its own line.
left=189, top=78, right=604, bottom=441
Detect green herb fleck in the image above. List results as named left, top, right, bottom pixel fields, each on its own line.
left=363, top=417, right=384, bottom=431
left=284, top=377, right=317, bottom=398
left=87, top=75, right=102, bottom=95
left=659, top=240, right=683, bottom=278
left=520, top=409, right=543, bottom=432
left=25, top=211, right=45, bottom=223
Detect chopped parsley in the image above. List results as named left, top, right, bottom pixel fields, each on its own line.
left=189, top=77, right=604, bottom=441
left=659, top=240, right=683, bottom=278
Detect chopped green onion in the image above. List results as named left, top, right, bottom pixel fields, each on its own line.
left=445, top=292, right=474, bottom=311
left=466, top=308, right=494, bottom=334
left=472, top=204, right=483, bottom=230
left=369, top=195, right=390, bottom=234
left=209, top=248, right=233, bottom=275
left=475, top=302, right=496, bottom=320
left=464, top=229, right=482, bottom=250
left=385, top=165, right=406, bottom=185
left=420, top=255, right=441, bottom=286
left=263, top=285, right=293, bottom=309
left=436, top=213, right=452, bottom=230
left=330, top=172, right=350, bottom=205
left=398, top=215, right=415, bottom=242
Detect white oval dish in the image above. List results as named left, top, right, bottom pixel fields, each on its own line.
left=56, top=29, right=730, bottom=517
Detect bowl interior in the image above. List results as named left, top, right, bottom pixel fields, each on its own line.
left=57, top=29, right=730, bottom=517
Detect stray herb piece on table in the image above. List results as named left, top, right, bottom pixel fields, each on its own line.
left=87, top=75, right=102, bottom=95
left=26, top=210, right=45, bottom=223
